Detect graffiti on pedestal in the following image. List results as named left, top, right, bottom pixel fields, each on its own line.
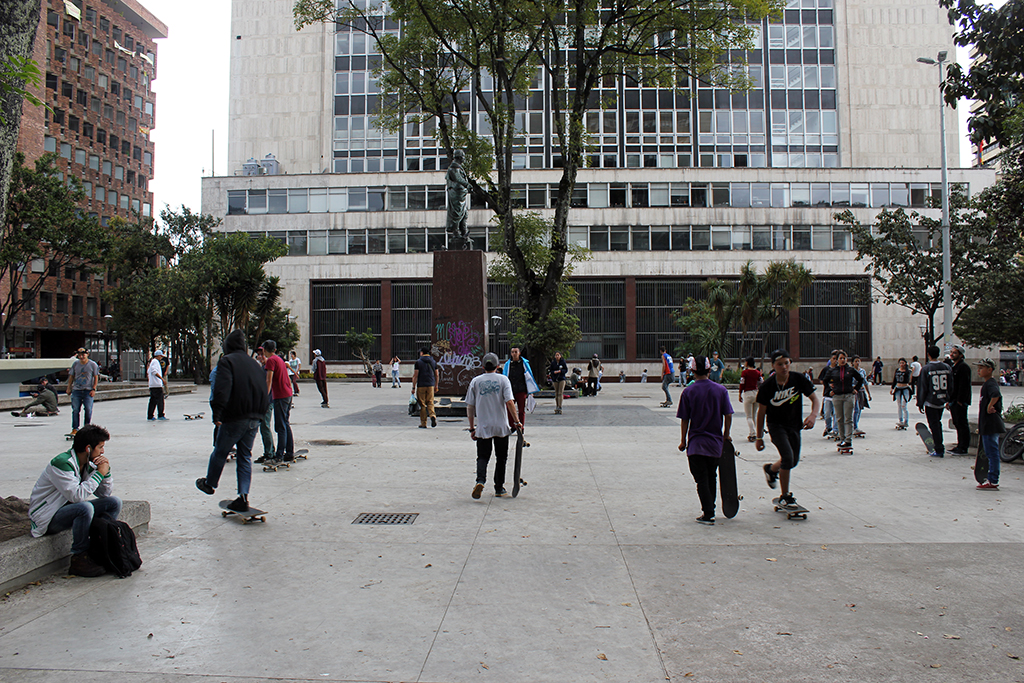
left=433, top=320, right=484, bottom=394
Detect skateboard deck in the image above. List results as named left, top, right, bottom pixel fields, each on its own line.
left=219, top=499, right=267, bottom=523
left=184, top=412, right=205, bottom=420
left=65, top=432, right=75, bottom=441
left=718, top=440, right=742, bottom=518
left=262, top=457, right=290, bottom=471
left=974, top=448, right=988, bottom=483
left=512, top=427, right=529, bottom=498
left=915, top=422, right=935, bottom=454
left=293, top=448, right=309, bottom=460
left=772, top=496, right=809, bottom=520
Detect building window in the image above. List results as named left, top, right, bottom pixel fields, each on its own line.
left=21, top=290, right=35, bottom=311
left=310, top=282, right=382, bottom=361
left=571, top=280, right=626, bottom=360
left=72, top=296, right=83, bottom=315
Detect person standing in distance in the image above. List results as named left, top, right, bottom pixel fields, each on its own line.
left=196, top=330, right=271, bottom=512
left=66, top=347, right=99, bottom=436
left=586, top=353, right=602, bottom=396
left=466, top=353, right=522, bottom=499
left=312, top=348, right=329, bottom=407
left=709, top=351, right=725, bottom=383
left=412, top=347, right=439, bottom=428
left=739, top=357, right=762, bottom=442
left=660, top=346, right=675, bottom=407
left=756, top=349, right=820, bottom=509
left=146, top=349, right=168, bottom=421
left=503, top=346, right=539, bottom=426
left=262, top=340, right=294, bottom=463
left=975, top=358, right=1004, bottom=490
left=390, top=355, right=402, bottom=388
left=917, top=345, right=951, bottom=458
left=947, top=345, right=973, bottom=456
left=252, top=347, right=276, bottom=464
left=549, top=351, right=568, bottom=414
left=677, top=356, right=734, bottom=525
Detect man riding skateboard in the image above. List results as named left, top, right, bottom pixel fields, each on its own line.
left=756, top=349, right=820, bottom=510
left=677, top=355, right=734, bottom=525
left=466, top=352, right=521, bottom=499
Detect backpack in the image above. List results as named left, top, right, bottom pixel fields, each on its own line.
left=88, top=515, right=142, bottom=578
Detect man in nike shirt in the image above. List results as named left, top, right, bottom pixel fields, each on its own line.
left=755, top=349, right=821, bottom=509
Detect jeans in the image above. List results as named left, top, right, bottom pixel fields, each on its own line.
left=70, top=389, right=93, bottom=431
left=147, top=386, right=165, bottom=419
left=205, top=418, right=259, bottom=495
left=833, top=393, right=856, bottom=444
left=925, top=405, right=945, bottom=455
left=949, top=402, right=970, bottom=452
left=821, top=397, right=834, bottom=433
left=853, top=392, right=862, bottom=430
left=662, top=374, right=673, bottom=403
left=687, top=454, right=719, bottom=519
left=392, top=370, right=401, bottom=387
left=259, top=402, right=275, bottom=457
left=980, top=433, right=1000, bottom=484
left=273, top=397, right=294, bottom=459
left=894, top=389, right=911, bottom=426
left=48, top=496, right=122, bottom=555
left=475, top=435, right=509, bottom=491
left=417, top=386, right=436, bottom=426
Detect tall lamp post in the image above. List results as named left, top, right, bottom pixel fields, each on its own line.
left=490, top=315, right=501, bottom=356
left=916, top=51, right=951, bottom=352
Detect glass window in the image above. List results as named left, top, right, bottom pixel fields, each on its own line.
left=407, top=228, right=426, bottom=253
left=691, top=184, right=708, bottom=207
left=850, top=184, right=869, bottom=208
left=650, top=183, right=669, bottom=206
left=712, top=183, right=730, bottom=207
left=268, top=189, right=287, bottom=214
left=408, top=185, right=426, bottom=209
left=329, top=188, right=348, bottom=212
left=610, top=226, right=629, bottom=251
left=387, top=229, right=406, bottom=254
left=589, top=183, right=609, bottom=208
left=692, top=226, right=711, bottom=250
left=308, top=230, right=328, bottom=255
left=248, top=190, right=267, bottom=214
left=752, top=225, right=773, bottom=250
left=791, top=183, right=810, bottom=207
left=890, top=183, right=909, bottom=206
left=811, top=183, right=830, bottom=206
left=589, top=226, right=609, bottom=251
left=651, top=226, right=670, bottom=250
left=770, top=183, right=790, bottom=207
left=288, top=189, right=308, bottom=213
left=812, top=226, right=832, bottom=250
left=670, top=183, right=690, bottom=207
left=631, top=185, right=649, bottom=207
left=631, top=226, right=650, bottom=251
left=820, top=65, right=836, bottom=89
left=672, top=226, right=690, bottom=250
left=328, top=229, right=347, bottom=254
left=731, top=183, right=750, bottom=208
left=751, top=183, right=770, bottom=208
left=309, top=188, right=328, bottom=212
left=792, top=225, right=811, bottom=250
left=831, top=183, right=849, bottom=207
left=368, top=229, right=386, bottom=253
left=287, top=231, right=307, bottom=255
left=732, top=225, right=752, bottom=250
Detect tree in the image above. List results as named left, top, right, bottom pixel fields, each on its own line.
left=0, top=0, right=41, bottom=231
left=295, top=0, right=776, bottom=364
left=939, top=0, right=1024, bottom=147
left=346, top=327, right=376, bottom=375
left=2, top=153, right=107, bottom=340
left=249, top=302, right=300, bottom=356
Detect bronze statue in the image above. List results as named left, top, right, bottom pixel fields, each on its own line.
left=444, top=149, right=472, bottom=250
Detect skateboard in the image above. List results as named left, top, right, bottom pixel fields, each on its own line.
left=718, top=439, right=742, bottom=518
left=219, top=499, right=267, bottom=524
left=262, top=457, right=290, bottom=472
left=974, top=448, right=988, bottom=484
left=915, top=422, right=935, bottom=454
left=772, top=496, right=809, bottom=520
left=184, top=412, right=205, bottom=420
left=512, top=427, right=529, bottom=498
left=837, top=442, right=853, bottom=455
left=895, top=423, right=908, bottom=430
left=659, top=400, right=673, bottom=408
left=293, top=448, right=309, bottom=461
left=65, top=432, right=76, bottom=441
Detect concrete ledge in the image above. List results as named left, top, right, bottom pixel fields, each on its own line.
left=0, top=499, right=150, bottom=594
left=0, top=384, right=195, bottom=411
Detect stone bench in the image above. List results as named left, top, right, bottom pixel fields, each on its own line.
left=0, top=384, right=195, bottom=411
left=0, top=499, right=150, bottom=593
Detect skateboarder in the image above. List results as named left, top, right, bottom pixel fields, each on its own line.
left=975, top=358, right=1004, bottom=490
left=660, top=346, right=675, bottom=406
left=312, top=349, right=329, bottom=407
left=890, top=358, right=914, bottom=429
left=677, top=356, right=734, bottom=525
left=29, top=424, right=120, bottom=577
left=917, top=345, right=951, bottom=458
left=263, top=340, right=294, bottom=463
left=466, top=352, right=521, bottom=499
left=948, top=345, right=972, bottom=456
left=756, top=349, right=820, bottom=509
left=253, top=347, right=276, bottom=464
left=412, top=347, right=439, bottom=428
left=66, top=347, right=100, bottom=437
left=196, top=330, right=270, bottom=512
left=823, top=350, right=865, bottom=451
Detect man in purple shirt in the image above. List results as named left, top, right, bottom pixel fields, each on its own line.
left=677, top=355, right=734, bottom=525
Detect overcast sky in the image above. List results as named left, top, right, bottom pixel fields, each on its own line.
left=140, top=0, right=978, bottom=220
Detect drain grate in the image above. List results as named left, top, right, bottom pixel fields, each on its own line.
left=352, top=512, right=419, bottom=525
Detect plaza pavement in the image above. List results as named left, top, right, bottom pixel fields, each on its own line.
left=1, top=378, right=1022, bottom=683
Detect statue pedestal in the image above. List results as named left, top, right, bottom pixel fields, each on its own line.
left=432, top=250, right=488, bottom=396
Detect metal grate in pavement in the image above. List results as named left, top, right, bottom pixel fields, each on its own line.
left=352, top=512, right=419, bottom=525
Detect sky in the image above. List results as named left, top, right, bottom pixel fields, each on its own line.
left=139, top=0, right=981, bottom=221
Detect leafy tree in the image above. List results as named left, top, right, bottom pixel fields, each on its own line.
left=346, top=327, right=376, bottom=374
left=0, top=0, right=41, bottom=230
left=249, top=302, right=300, bottom=356
left=2, top=153, right=107, bottom=340
left=939, top=0, right=1024, bottom=147
left=295, top=0, right=776, bottom=365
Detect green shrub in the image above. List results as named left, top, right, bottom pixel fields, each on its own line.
left=1003, top=400, right=1024, bottom=424
left=722, top=369, right=741, bottom=384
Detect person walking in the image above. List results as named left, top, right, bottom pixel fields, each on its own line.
left=146, top=350, right=168, bottom=421
left=466, top=353, right=522, bottom=499
left=586, top=354, right=602, bottom=396
left=288, top=350, right=301, bottom=395
left=917, top=345, right=951, bottom=458
left=549, top=351, right=568, bottom=414
left=817, top=351, right=838, bottom=437
left=66, top=347, right=100, bottom=436
left=503, top=347, right=539, bottom=427
left=253, top=347, right=276, bottom=464
left=372, top=359, right=384, bottom=388
left=660, top=346, right=675, bottom=407
left=312, top=349, right=329, bottom=407
left=948, top=345, right=973, bottom=456
left=677, top=356, right=734, bottom=525
left=890, top=358, right=914, bottom=429
left=823, top=350, right=866, bottom=452
left=756, top=349, right=820, bottom=509
left=196, top=330, right=271, bottom=512
left=851, top=355, right=871, bottom=436
left=975, top=358, right=1004, bottom=490
left=739, top=357, right=762, bottom=441
left=411, top=347, right=439, bottom=428
left=910, top=355, right=922, bottom=384
left=872, top=356, right=884, bottom=385
left=262, top=340, right=294, bottom=463
left=390, top=355, right=402, bottom=388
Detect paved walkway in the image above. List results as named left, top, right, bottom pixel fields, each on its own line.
left=1, top=380, right=1022, bottom=682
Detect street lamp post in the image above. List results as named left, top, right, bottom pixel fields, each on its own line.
left=490, top=315, right=501, bottom=356
left=917, top=51, right=951, bottom=352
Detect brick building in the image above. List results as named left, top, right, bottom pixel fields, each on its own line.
left=5, top=0, right=166, bottom=360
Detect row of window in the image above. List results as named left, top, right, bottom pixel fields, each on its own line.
left=226, top=180, right=953, bottom=216
left=20, top=290, right=102, bottom=317
left=47, top=137, right=151, bottom=184
left=46, top=104, right=151, bottom=163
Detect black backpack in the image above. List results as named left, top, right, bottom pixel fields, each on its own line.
left=88, top=516, right=143, bottom=578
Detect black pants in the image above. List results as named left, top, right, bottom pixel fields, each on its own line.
left=949, top=402, right=970, bottom=452
left=475, top=435, right=509, bottom=491
left=315, top=378, right=329, bottom=405
left=687, top=454, right=719, bottom=519
left=147, top=387, right=165, bottom=418
left=925, top=405, right=945, bottom=455
left=585, top=377, right=598, bottom=396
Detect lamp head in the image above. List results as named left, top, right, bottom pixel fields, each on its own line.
left=937, top=50, right=948, bottom=62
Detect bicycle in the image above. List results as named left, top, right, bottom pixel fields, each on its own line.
left=1000, top=422, right=1024, bottom=462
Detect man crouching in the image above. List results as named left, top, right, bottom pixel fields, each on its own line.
left=29, top=424, right=121, bottom=577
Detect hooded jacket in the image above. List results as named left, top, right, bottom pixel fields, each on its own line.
left=211, top=330, right=270, bottom=423
left=30, top=449, right=112, bottom=537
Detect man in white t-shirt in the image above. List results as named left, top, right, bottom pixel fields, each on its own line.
left=466, top=352, right=521, bottom=499
left=910, top=356, right=922, bottom=382
left=147, top=350, right=168, bottom=420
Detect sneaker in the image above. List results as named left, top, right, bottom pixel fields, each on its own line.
left=254, top=455, right=270, bottom=464
left=226, top=496, right=249, bottom=512
left=157, top=416, right=169, bottom=421
left=195, top=477, right=215, bottom=495
left=949, top=449, right=968, bottom=456
left=695, top=516, right=715, bottom=525
left=69, top=428, right=77, bottom=435
left=495, top=488, right=508, bottom=497
left=747, top=435, right=756, bottom=442
left=977, top=481, right=999, bottom=490
left=780, top=493, right=797, bottom=507
left=853, top=430, right=865, bottom=436
left=418, top=425, right=427, bottom=429
left=763, top=463, right=778, bottom=489
left=472, top=483, right=484, bottom=499
left=10, top=411, right=21, bottom=417
left=823, top=427, right=830, bottom=437
left=281, top=454, right=295, bottom=462
left=929, top=451, right=944, bottom=458
left=147, top=417, right=156, bottom=421
left=431, top=416, right=437, bottom=428
left=69, top=552, right=106, bottom=577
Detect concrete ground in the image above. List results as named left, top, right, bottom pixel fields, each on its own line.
left=1, top=379, right=1022, bottom=683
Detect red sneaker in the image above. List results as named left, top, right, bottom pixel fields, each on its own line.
left=976, top=481, right=999, bottom=490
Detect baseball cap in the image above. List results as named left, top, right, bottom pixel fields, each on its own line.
left=153, top=350, right=164, bottom=357
left=974, top=358, right=996, bottom=369
left=313, top=349, right=321, bottom=355
left=483, top=352, right=499, bottom=369
left=952, top=344, right=966, bottom=356
left=76, top=347, right=87, bottom=354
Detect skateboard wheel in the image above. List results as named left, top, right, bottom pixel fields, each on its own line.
left=222, top=511, right=229, bottom=517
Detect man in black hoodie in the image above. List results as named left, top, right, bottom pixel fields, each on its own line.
left=196, top=330, right=270, bottom=512
left=947, top=345, right=973, bottom=456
